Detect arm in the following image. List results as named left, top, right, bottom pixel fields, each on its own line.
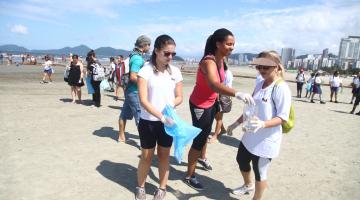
left=129, top=56, right=143, bottom=83
left=138, top=77, right=164, bottom=120
left=79, top=63, right=84, bottom=79
left=201, top=60, right=236, bottom=96
left=173, top=81, right=183, bottom=107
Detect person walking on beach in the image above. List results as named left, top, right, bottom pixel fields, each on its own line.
left=295, top=68, right=305, bottom=98
left=118, top=35, right=151, bottom=142
left=350, top=72, right=360, bottom=104
left=304, top=72, right=315, bottom=98
left=183, top=28, right=254, bottom=190
left=40, top=55, right=54, bottom=84
left=135, top=34, right=182, bottom=200
left=86, top=50, right=103, bottom=107
left=226, top=50, right=292, bottom=200
left=114, top=55, right=125, bottom=100
left=310, top=72, right=325, bottom=104
left=329, top=71, right=342, bottom=103
left=108, top=57, right=116, bottom=92
left=67, top=54, right=84, bottom=103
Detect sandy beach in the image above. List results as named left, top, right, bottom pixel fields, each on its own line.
left=0, top=63, right=359, bottom=200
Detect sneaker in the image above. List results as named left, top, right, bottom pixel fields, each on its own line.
left=135, top=187, right=146, bottom=200
left=183, top=176, right=204, bottom=190
left=310, top=100, right=315, bottom=103
left=153, top=188, right=166, bottom=200
left=320, top=101, right=326, bottom=104
left=198, top=158, right=212, bottom=171
left=232, top=184, right=255, bottom=195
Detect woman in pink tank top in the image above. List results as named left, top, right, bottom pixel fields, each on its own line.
left=183, top=28, right=255, bottom=191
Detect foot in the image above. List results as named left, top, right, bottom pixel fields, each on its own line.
left=232, top=184, right=255, bottom=195
left=152, top=188, right=166, bottom=200
left=334, top=101, right=338, bottom=103
left=183, top=176, right=204, bottom=190
left=208, top=135, right=218, bottom=143
left=310, top=100, right=315, bottom=103
left=135, top=187, right=146, bottom=200
left=330, top=100, right=332, bottom=102
left=350, top=101, right=353, bottom=104
left=71, top=100, right=76, bottom=104
left=198, top=158, right=213, bottom=171
left=77, top=100, right=83, bottom=104
left=356, top=112, right=360, bottom=116
left=350, top=110, right=354, bottom=114
left=320, top=101, right=326, bottom=104
left=118, top=132, right=126, bottom=142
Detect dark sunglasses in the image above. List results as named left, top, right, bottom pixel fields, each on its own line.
left=256, top=65, right=273, bottom=70
left=163, top=51, right=176, bottom=57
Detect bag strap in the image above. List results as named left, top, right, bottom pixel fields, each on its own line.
left=271, top=79, right=284, bottom=114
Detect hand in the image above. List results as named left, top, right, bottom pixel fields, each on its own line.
left=161, top=116, right=175, bottom=127
left=78, top=79, right=82, bottom=83
left=248, top=117, right=265, bottom=133
left=227, top=121, right=241, bottom=136
left=235, top=92, right=255, bottom=105
left=169, top=101, right=175, bottom=108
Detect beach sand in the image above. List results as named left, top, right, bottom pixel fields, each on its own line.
left=0, top=64, right=359, bottom=200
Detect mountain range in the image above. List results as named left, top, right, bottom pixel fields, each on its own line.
left=0, top=44, right=184, bottom=61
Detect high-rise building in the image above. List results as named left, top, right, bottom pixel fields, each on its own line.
left=281, top=48, right=295, bottom=68
left=319, top=48, right=329, bottom=68
left=338, top=36, right=360, bottom=70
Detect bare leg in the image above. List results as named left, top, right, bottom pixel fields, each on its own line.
left=71, top=87, right=76, bottom=103
left=187, top=147, right=201, bottom=177
left=241, top=170, right=252, bottom=186
left=76, top=87, right=82, bottom=103
left=330, top=91, right=334, bottom=102
left=137, top=148, right=155, bottom=187
left=157, top=145, right=171, bottom=189
left=200, top=142, right=208, bottom=160
left=253, top=180, right=267, bottom=200
left=118, top=119, right=126, bottom=142
left=209, top=112, right=224, bottom=143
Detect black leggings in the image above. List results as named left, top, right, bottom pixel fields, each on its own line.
left=91, top=80, right=101, bottom=107
left=189, top=101, right=217, bottom=151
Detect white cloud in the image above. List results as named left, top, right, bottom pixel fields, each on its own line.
left=10, top=24, right=28, bottom=34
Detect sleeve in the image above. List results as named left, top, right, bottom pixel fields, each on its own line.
left=173, top=66, right=183, bottom=83
left=137, top=66, right=150, bottom=80
left=273, top=83, right=292, bottom=121
left=129, top=55, right=143, bottom=73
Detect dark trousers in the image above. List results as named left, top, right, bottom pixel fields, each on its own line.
left=91, top=80, right=101, bottom=107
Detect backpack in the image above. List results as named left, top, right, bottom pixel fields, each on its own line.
left=92, top=63, right=105, bottom=81
left=121, top=52, right=141, bottom=88
left=271, top=79, right=295, bottom=134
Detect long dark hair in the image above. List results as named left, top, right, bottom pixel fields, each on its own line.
left=86, top=50, right=96, bottom=65
left=203, top=28, right=233, bottom=57
left=150, top=34, right=176, bottom=73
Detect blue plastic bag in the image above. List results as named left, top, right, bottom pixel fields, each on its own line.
left=100, top=79, right=111, bottom=91
left=162, top=105, right=201, bottom=163
left=85, top=76, right=95, bottom=94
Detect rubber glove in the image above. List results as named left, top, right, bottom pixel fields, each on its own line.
left=248, top=117, right=265, bottom=133
left=235, top=92, right=255, bottom=105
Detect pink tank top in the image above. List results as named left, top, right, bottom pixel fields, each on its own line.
left=190, top=55, right=225, bottom=109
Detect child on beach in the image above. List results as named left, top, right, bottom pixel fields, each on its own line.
left=40, top=55, right=54, bottom=84
left=310, top=72, right=325, bottom=104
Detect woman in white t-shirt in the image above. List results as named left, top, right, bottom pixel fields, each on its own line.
left=136, top=35, right=183, bottom=200
left=226, top=51, right=291, bottom=200
left=40, top=55, right=54, bottom=84
left=329, top=71, right=342, bottom=103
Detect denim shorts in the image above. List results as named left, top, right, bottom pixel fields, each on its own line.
left=119, top=90, right=141, bottom=126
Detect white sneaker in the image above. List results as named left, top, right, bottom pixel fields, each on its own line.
left=232, top=184, right=255, bottom=195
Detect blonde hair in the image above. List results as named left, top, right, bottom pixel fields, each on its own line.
left=257, top=50, right=285, bottom=78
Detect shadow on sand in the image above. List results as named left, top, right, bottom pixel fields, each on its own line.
left=93, top=126, right=140, bottom=149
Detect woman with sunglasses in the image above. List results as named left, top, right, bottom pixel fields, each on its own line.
left=227, top=51, right=292, bottom=200
left=135, top=35, right=183, bottom=200
left=183, top=28, right=255, bottom=191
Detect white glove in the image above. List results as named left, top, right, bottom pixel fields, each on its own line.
left=227, top=121, right=241, bottom=136
left=78, top=79, right=82, bottom=83
left=161, top=115, right=175, bottom=127
left=248, top=117, right=265, bottom=133
left=235, top=92, right=255, bottom=105
left=169, top=101, right=175, bottom=108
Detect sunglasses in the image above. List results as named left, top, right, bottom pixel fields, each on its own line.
left=163, top=51, right=176, bottom=57
left=256, top=65, right=274, bottom=70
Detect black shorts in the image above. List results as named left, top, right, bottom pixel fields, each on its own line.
left=236, top=142, right=272, bottom=181
left=189, top=101, right=217, bottom=151
left=138, top=118, right=173, bottom=149
left=296, top=82, right=304, bottom=90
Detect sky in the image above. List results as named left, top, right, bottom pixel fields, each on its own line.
left=0, top=0, right=360, bottom=57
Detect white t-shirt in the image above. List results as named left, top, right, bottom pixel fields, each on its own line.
left=224, top=70, right=233, bottom=88
left=329, top=76, right=342, bottom=87
left=353, top=77, right=360, bottom=88
left=242, top=79, right=292, bottom=158
left=137, top=62, right=183, bottom=121
left=110, top=62, right=116, bottom=71
left=43, top=60, right=52, bottom=70
left=296, top=72, right=305, bottom=82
